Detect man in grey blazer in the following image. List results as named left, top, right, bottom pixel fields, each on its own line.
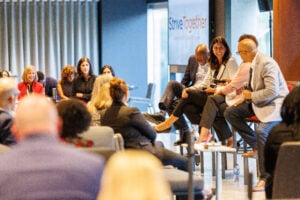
left=224, top=34, right=289, bottom=192
left=144, top=44, right=209, bottom=145
left=0, top=95, right=105, bottom=200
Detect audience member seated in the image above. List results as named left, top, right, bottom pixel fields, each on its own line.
left=37, top=71, right=58, bottom=98
left=100, top=77, right=188, bottom=171
left=0, top=69, right=10, bottom=78
left=100, top=65, right=115, bottom=76
left=0, top=95, right=104, bottom=199
left=144, top=44, right=209, bottom=146
left=264, top=85, right=300, bottom=198
left=87, top=74, right=113, bottom=126
left=224, top=34, right=289, bottom=192
left=196, top=62, right=251, bottom=146
left=57, top=65, right=76, bottom=100
left=17, top=65, right=44, bottom=100
left=98, top=149, right=172, bottom=200
left=57, top=98, right=94, bottom=147
left=72, top=57, right=96, bottom=102
left=155, top=36, right=238, bottom=144
left=0, top=78, right=19, bottom=145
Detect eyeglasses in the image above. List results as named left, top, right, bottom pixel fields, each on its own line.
left=236, top=50, right=249, bottom=55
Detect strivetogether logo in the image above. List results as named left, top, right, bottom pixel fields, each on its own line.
left=169, top=16, right=207, bottom=33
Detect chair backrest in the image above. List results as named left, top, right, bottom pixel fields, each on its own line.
left=114, top=133, right=125, bottom=151
left=145, top=83, right=155, bottom=100
left=273, top=141, right=300, bottom=199
left=80, top=126, right=115, bottom=149
left=81, top=147, right=116, bottom=161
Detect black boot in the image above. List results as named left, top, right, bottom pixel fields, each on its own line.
left=173, top=128, right=189, bottom=146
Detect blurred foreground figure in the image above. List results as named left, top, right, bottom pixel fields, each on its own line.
left=0, top=95, right=104, bottom=200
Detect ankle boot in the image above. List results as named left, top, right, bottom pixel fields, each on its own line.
left=173, top=128, right=189, bottom=146
left=155, top=115, right=178, bottom=132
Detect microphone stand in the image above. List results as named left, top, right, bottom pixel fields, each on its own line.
left=187, top=130, right=195, bottom=200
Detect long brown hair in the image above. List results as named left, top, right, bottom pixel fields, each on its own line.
left=208, top=36, right=231, bottom=71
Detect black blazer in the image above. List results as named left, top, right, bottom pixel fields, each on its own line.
left=100, top=102, right=157, bottom=149
left=181, top=55, right=199, bottom=87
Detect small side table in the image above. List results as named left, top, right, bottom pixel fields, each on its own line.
left=194, top=143, right=236, bottom=200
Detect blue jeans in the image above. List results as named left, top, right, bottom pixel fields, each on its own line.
left=224, top=101, right=279, bottom=180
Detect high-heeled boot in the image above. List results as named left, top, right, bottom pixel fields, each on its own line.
left=173, top=128, right=189, bottom=146
left=155, top=114, right=178, bottom=132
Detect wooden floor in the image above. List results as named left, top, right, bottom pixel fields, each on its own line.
left=157, top=131, right=266, bottom=200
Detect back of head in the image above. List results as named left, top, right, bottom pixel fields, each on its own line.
left=98, top=150, right=172, bottom=200
left=92, top=74, right=113, bottom=98
left=0, top=78, right=19, bottom=100
left=56, top=99, right=91, bottom=138
left=281, top=86, right=300, bottom=125
left=0, top=78, right=19, bottom=110
left=11, top=95, right=59, bottom=140
left=37, top=71, right=45, bottom=82
left=109, top=77, right=128, bottom=103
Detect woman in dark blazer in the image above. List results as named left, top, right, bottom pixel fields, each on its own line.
left=100, top=77, right=188, bottom=171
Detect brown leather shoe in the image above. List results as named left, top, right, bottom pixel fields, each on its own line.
left=253, top=180, right=265, bottom=192
left=242, top=150, right=257, bottom=158
left=226, top=137, right=234, bottom=147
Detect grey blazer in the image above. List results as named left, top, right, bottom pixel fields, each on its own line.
left=251, top=52, right=289, bottom=122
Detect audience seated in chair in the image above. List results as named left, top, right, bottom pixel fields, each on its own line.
left=100, top=65, right=115, bottom=77
left=17, top=65, right=44, bottom=100
left=100, top=77, right=188, bottom=171
left=57, top=65, right=76, bottom=100
left=264, top=85, right=300, bottom=198
left=72, top=57, right=96, bottom=103
left=56, top=98, right=94, bottom=147
left=0, top=78, right=19, bottom=146
left=87, top=74, right=113, bottom=126
left=0, top=69, right=10, bottom=78
left=98, top=149, right=173, bottom=200
left=144, top=44, right=209, bottom=145
left=224, top=34, right=289, bottom=192
left=0, top=95, right=105, bottom=199
left=37, top=71, right=58, bottom=98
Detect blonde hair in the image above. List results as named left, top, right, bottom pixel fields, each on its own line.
left=21, top=65, right=38, bottom=83
left=87, top=75, right=112, bottom=114
left=98, top=150, right=172, bottom=200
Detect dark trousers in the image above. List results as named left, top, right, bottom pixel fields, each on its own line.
left=159, top=80, right=189, bottom=131
left=199, top=95, right=232, bottom=141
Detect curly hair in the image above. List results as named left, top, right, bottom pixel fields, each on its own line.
left=61, top=65, right=76, bottom=84
left=56, top=99, right=91, bottom=138
left=208, top=36, right=231, bottom=71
